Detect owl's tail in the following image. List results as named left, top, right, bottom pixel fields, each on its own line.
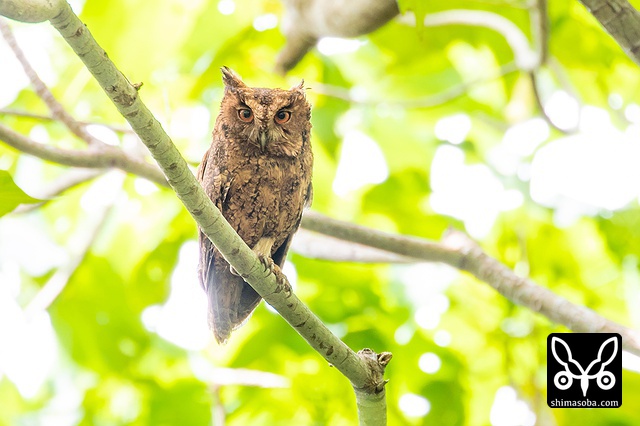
left=206, top=269, right=261, bottom=344
left=199, top=234, right=262, bottom=343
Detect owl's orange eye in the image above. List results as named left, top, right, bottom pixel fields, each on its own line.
left=238, top=109, right=253, bottom=122
left=274, top=110, right=291, bottom=124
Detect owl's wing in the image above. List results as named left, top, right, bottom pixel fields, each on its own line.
left=197, top=148, right=257, bottom=343
left=196, top=148, right=214, bottom=292
left=271, top=181, right=313, bottom=268
left=196, top=147, right=233, bottom=279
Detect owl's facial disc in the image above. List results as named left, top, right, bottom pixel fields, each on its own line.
left=229, top=88, right=306, bottom=157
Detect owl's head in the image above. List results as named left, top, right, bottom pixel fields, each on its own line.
left=218, top=67, right=311, bottom=157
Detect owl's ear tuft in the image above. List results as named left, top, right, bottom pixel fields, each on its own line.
left=289, top=80, right=306, bottom=98
left=221, top=67, right=246, bottom=89
left=290, top=79, right=305, bottom=93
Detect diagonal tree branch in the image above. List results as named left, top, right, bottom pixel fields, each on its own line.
left=301, top=211, right=464, bottom=264
left=291, top=229, right=416, bottom=263
left=578, top=0, right=640, bottom=66
left=0, top=3, right=391, bottom=423
left=301, top=211, right=640, bottom=358
left=0, top=122, right=168, bottom=186
left=0, top=18, right=103, bottom=146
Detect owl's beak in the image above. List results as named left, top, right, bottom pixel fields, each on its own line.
left=259, top=131, right=268, bottom=150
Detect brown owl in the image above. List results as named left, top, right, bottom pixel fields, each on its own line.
left=197, top=67, right=313, bottom=343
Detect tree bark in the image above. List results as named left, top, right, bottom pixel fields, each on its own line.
left=578, top=0, right=640, bottom=66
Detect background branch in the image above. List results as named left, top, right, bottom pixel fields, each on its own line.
left=276, top=0, right=399, bottom=73
left=301, top=211, right=640, bottom=357
left=530, top=0, right=549, bottom=66
left=578, top=0, right=640, bottom=66
left=0, top=18, right=102, bottom=146
left=0, top=0, right=64, bottom=23
left=0, top=122, right=168, bottom=186
left=528, top=71, right=577, bottom=134
left=291, top=229, right=415, bottom=263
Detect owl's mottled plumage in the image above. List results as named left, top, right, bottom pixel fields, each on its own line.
left=197, top=67, right=313, bottom=343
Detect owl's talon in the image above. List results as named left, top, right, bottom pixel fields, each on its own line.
left=229, top=265, right=240, bottom=276
left=257, top=254, right=291, bottom=294
left=257, top=254, right=275, bottom=273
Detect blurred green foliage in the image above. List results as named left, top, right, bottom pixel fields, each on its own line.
left=0, top=170, right=42, bottom=216
left=1, top=0, right=640, bottom=425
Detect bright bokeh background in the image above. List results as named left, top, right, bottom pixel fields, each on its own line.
left=1, top=0, right=640, bottom=424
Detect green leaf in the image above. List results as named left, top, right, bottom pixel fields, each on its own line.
left=0, top=170, right=43, bottom=217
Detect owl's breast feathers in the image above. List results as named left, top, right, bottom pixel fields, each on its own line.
left=197, top=134, right=312, bottom=343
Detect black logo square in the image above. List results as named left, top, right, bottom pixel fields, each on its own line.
left=547, top=333, right=621, bottom=408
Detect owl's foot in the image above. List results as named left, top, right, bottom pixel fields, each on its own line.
left=229, top=265, right=240, bottom=276
left=257, top=254, right=292, bottom=297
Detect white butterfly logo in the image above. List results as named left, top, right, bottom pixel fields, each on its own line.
left=551, top=336, right=617, bottom=397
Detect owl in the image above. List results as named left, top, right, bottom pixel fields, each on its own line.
left=197, top=67, right=313, bottom=343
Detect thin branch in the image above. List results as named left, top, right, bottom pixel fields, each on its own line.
left=526, top=0, right=576, bottom=134
left=444, top=229, right=640, bottom=355
left=0, top=0, right=64, bottom=23
left=301, top=211, right=463, bottom=264
left=354, top=350, right=391, bottom=425
left=291, top=229, right=415, bottom=263
left=578, top=0, right=640, bottom=66
left=0, top=18, right=103, bottom=146
left=201, top=367, right=289, bottom=388
left=300, top=211, right=640, bottom=358
left=528, top=71, right=576, bottom=134
left=0, top=122, right=168, bottom=186
left=211, top=386, right=226, bottom=426
left=530, top=0, right=549, bottom=66
left=0, top=108, right=135, bottom=134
